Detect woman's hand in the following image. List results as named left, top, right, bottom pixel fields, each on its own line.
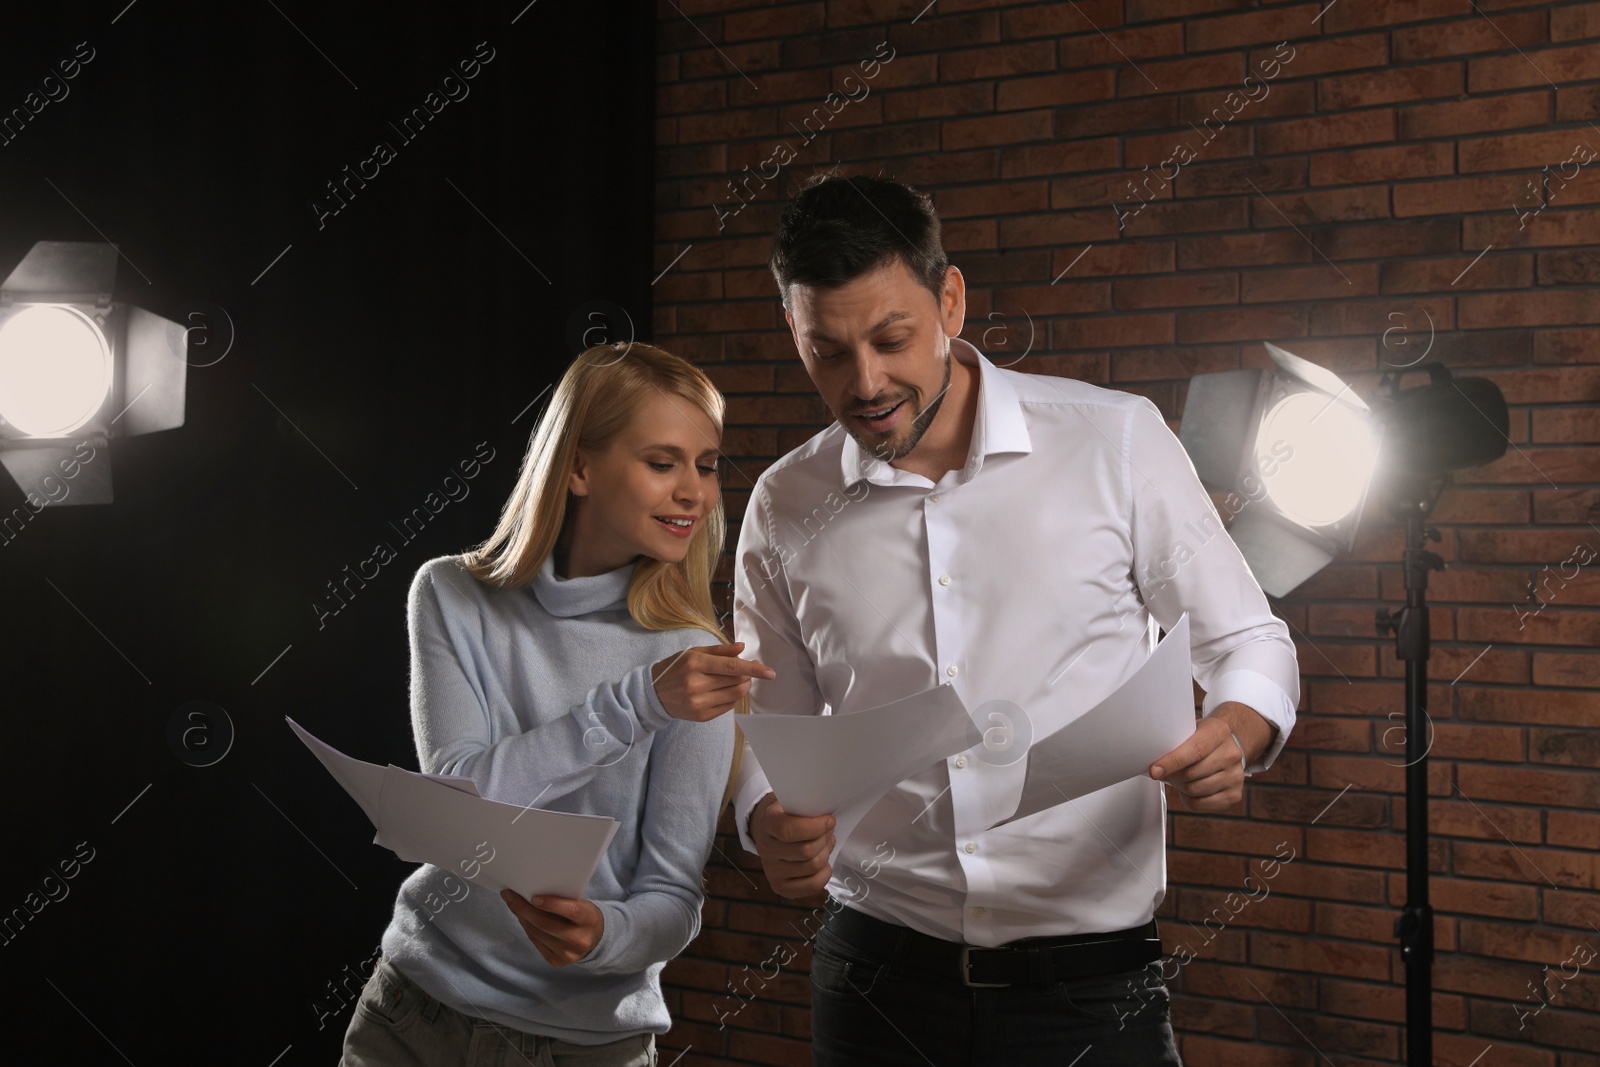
left=651, top=641, right=775, bottom=722
left=500, top=891, right=606, bottom=967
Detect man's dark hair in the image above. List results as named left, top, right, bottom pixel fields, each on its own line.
left=769, top=172, right=948, bottom=310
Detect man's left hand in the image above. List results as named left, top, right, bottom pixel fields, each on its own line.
left=1149, top=702, right=1274, bottom=812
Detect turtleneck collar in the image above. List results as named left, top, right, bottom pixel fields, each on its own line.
left=530, top=550, right=636, bottom=618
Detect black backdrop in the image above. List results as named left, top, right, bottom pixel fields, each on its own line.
left=0, top=2, right=654, bottom=1061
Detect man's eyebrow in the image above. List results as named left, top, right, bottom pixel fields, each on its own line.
left=639, top=443, right=721, bottom=459
left=803, top=310, right=915, bottom=344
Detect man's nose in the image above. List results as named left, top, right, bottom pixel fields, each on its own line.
left=847, top=349, right=885, bottom=405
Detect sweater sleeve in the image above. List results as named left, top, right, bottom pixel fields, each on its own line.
left=406, top=558, right=679, bottom=803
left=580, top=684, right=737, bottom=975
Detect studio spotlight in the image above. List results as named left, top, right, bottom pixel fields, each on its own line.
left=1178, top=343, right=1511, bottom=1067
left=1178, top=342, right=1384, bottom=597
left=0, top=241, right=187, bottom=506
left=1372, top=364, right=1511, bottom=500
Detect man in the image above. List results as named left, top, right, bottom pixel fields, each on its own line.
left=730, top=173, right=1300, bottom=1066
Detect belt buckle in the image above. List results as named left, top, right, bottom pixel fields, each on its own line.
left=959, top=946, right=1011, bottom=988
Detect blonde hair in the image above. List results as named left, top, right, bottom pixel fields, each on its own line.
left=460, top=342, right=746, bottom=804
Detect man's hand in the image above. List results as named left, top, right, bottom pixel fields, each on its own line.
left=750, top=792, right=835, bottom=899
left=1149, top=701, right=1275, bottom=813
left=500, top=892, right=604, bottom=967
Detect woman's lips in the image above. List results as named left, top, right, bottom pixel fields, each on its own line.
left=653, top=515, right=696, bottom=538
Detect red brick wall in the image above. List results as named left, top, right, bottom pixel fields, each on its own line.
left=651, top=3, right=1600, bottom=1064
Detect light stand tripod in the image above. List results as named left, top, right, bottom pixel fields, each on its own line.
left=1377, top=479, right=1445, bottom=1067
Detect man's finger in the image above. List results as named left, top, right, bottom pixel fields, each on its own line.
left=764, top=811, right=835, bottom=844
left=775, top=864, right=834, bottom=898
left=754, top=796, right=835, bottom=841
left=1172, top=767, right=1234, bottom=799
left=1149, top=733, right=1207, bottom=781
left=769, top=833, right=834, bottom=870
left=1179, top=782, right=1243, bottom=813
left=1151, top=717, right=1232, bottom=781
left=1160, top=742, right=1239, bottom=785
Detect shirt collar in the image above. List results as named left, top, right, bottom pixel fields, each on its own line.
left=532, top=550, right=635, bottom=617
left=839, top=336, right=1033, bottom=490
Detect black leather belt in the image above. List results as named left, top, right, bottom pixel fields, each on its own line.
left=825, top=903, right=1162, bottom=988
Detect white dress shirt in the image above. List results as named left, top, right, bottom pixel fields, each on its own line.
left=731, top=337, right=1300, bottom=948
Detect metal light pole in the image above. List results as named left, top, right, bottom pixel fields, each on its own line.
left=1378, top=493, right=1443, bottom=1067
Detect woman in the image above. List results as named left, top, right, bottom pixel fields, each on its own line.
left=340, top=342, right=773, bottom=1066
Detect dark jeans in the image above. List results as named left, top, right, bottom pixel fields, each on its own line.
left=810, top=909, right=1183, bottom=1067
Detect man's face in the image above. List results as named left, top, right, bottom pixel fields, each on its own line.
left=784, top=258, right=964, bottom=462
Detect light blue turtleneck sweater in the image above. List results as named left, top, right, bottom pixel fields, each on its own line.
left=379, top=552, right=734, bottom=1044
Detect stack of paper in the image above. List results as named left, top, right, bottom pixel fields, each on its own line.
left=286, top=718, right=619, bottom=899
left=737, top=684, right=981, bottom=864
left=737, top=617, right=1199, bottom=852
left=993, top=613, right=1196, bottom=827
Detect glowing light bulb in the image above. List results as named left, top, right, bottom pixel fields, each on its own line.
left=1256, top=391, right=1377, bottom=528
left=0, top=306, right=112, bottom=438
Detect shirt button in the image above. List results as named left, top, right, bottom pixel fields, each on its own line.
left=938, top=574, right=952, bottom=586
left=973, top=906, right=987, bottom=917
left=964, top=841, right=978, bottom=855
left=930, top=494, right=942, bottom=503
left=953, top=755, right=967, bottom=769
left=946, top=664, right=958, bottom=677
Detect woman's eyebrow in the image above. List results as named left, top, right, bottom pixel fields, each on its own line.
left=640, top=443, right=721, bottom=459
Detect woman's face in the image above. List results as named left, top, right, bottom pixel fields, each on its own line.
left=567, top=390, right=721, bottom=574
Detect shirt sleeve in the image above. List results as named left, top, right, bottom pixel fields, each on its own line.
left=1126, top=398, right=1301, bottom=771
left=405, top=558, right=679, bottom=802
left=579, top=706, right=736, bottom=975
left=729, top=480, right=826, bottom=852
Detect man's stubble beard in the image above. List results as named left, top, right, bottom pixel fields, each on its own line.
left=856, top=336, right=953, bottom=463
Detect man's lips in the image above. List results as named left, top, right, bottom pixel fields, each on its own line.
left=853, top=399, right=908, bottom=432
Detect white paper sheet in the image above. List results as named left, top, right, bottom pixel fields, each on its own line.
left=994, top=613, right=1196, bottom=827
left=286, top=717, right=619, bottom=899
left=738, top=684, right=980, bottom=864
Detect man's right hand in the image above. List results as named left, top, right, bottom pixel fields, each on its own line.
left=750, top=792, right=835, bottom=899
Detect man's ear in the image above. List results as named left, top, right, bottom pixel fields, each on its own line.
left=941, top=264, right=966, bottom=339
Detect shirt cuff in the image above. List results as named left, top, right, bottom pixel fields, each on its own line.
left=1200, top=668, right=1296, bottom=774
left=732, top=764, right=774, bottom=855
